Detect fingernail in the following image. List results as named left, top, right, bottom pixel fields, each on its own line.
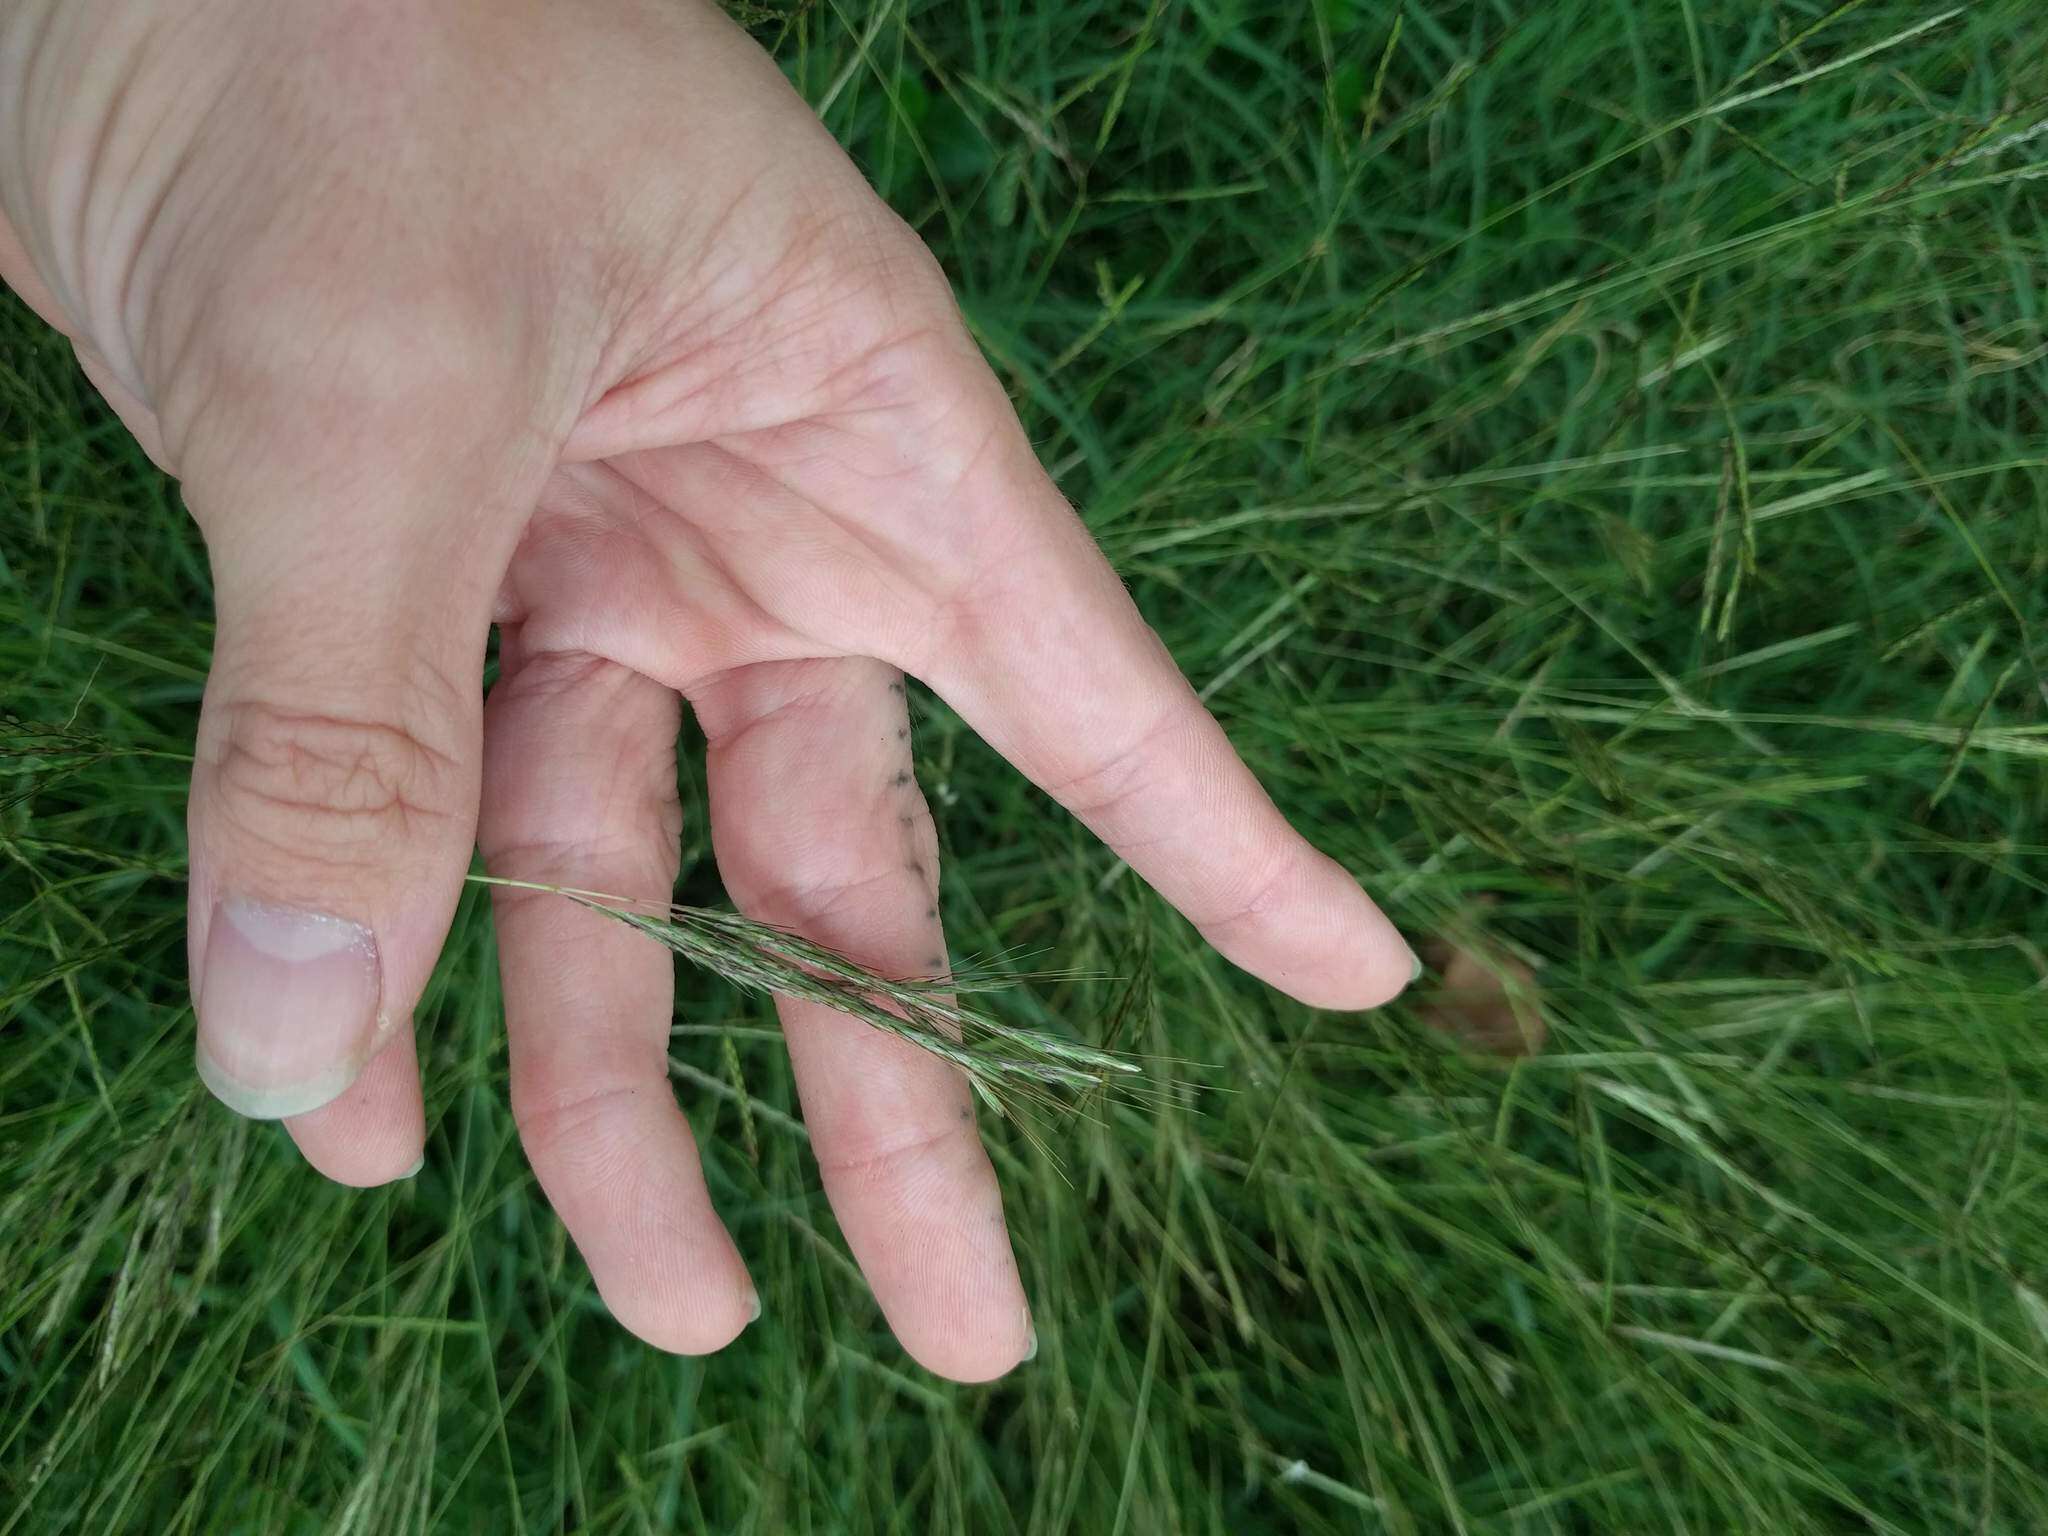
left=194, top=896, right=383, bottom=1120
left=1020, top=1303, right=1038, bottom=1362
left=399, top=1154, right=425, bottom=1180
left=1408, top=945, right=1426, bottom=984
left=746, top=1290, right=763, bottom=1324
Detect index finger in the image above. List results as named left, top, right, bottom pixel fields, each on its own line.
left=921, top=444, right=1418, bottom=1012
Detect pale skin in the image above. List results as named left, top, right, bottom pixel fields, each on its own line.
left=0, top=0, right=1417, bottom=1380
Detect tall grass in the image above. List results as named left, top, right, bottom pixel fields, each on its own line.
left=6, top=1, right=2048, bottom=1531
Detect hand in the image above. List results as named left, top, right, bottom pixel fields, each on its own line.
left=0, top=0, right=1417, bottom=1379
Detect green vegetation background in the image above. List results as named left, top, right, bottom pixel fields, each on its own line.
left=5, top=1, right=2048, bottom=1530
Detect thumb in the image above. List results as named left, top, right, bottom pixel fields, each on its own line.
left=183, top=444, right=516, bottom=1120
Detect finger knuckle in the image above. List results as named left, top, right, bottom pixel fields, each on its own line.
left=813, top=1116, right=974, bottom=1193
left=1195, top=841, right=1305, bottom=935
left=777, top=202, right=977, bottom=393
left=1049, top=700, right=1189, bottom=823
left=827, top=201, right=959, bottom=325
left=208, top=696, right=464, bottom=862
left=741, top=861, right=926, bottom=934
left=511, top=1081, right=643, bottom=1166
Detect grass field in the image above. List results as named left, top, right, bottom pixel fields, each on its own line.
left=6, top=1, right=2048, bottom=1530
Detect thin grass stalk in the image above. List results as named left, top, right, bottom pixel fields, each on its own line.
left=466, top=874, right=1139, bottom=1115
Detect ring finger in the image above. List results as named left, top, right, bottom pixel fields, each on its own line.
left=691, top=655, right=1032, bottom=1382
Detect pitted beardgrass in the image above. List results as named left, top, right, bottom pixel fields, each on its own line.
left=466, top=873, right=1141, bottom=1117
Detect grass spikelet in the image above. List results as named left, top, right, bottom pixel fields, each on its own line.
left=466, top=874, right=1141, bottom=1116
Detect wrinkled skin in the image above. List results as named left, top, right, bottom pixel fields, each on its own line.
left=0, top=0, right=1416, bottom=1380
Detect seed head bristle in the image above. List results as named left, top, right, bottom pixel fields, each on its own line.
left=466, top=875, right=1139, bottom=1110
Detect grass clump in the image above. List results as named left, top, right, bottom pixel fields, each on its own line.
left=6, top=1, right=2048, bottom=1532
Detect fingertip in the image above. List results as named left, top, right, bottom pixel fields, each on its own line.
left=606, top=1272, right=759, bottom=1356
left=1199, top=849, right=1418, bottom=1012
left=283, top=1024, right=426, bottom=1185
left=1320, top=928, right=1423, bottom=1012
left=897, top=1327, right=1032, bottom=1392
left=606, top=1214, right=758, bottom=1355
left=896, top=1313, right=1036, bottom=1382
left=514, top=1083, right=758, bottom=1360
left=867, top=1216, right=1033, bottom=1381
left=316, top=1145, right=426, bottom=1190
